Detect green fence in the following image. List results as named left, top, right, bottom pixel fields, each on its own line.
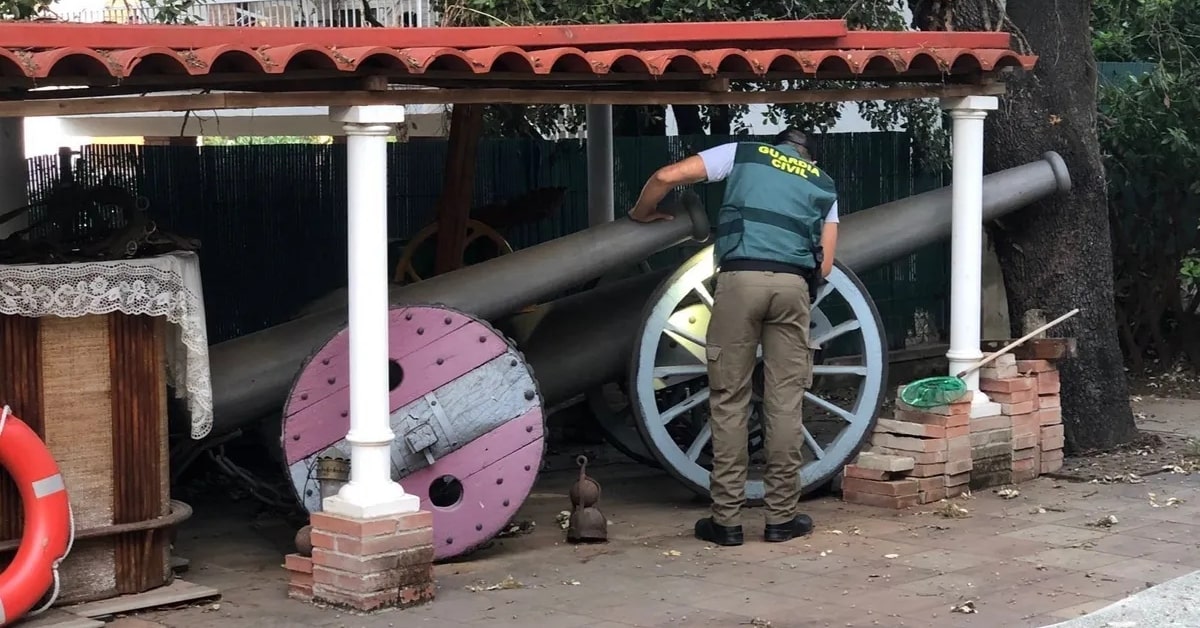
left=25, top=132, right=949, bottom=347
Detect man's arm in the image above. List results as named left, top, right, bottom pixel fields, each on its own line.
left=820, top=201, right=840, bottom=278
left=628, top=143, right=736, bottom=223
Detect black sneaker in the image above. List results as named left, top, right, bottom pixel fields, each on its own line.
left=694, top=517, right=744, bottom=546
left=764, top=514, right=814, bottom=542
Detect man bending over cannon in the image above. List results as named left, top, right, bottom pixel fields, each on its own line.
left=627, top=127, right=840, bottom=546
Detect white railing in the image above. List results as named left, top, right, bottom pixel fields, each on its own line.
left=54, top=0, right=436, bottom=28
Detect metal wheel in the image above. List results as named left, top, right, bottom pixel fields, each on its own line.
left=628, top=245, right=887, bottom=499
left=393, top=219, right=514, bottom=284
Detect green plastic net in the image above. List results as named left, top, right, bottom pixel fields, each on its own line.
left=899, top=376, right=969, bottom=408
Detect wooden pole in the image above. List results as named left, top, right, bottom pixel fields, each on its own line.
left=432, top=103, right=484, bottom=276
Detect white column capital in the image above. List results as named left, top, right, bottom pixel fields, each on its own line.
left=329, top=105, right=406, bottom=127
left=940, top=95, right=999, bottom=115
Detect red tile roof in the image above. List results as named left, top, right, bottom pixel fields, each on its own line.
left=0, top=20, right=1035, bottom=90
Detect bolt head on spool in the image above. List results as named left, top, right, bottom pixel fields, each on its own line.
left=280, top=304, right=545, bottom=561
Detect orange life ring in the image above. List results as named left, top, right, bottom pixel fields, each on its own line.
left=0, top=406, right=73, bottom=627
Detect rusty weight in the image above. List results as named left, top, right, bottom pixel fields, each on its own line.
left=568, top=454, right=601, bottom=508
left=566, top=455, right=607, bottom=543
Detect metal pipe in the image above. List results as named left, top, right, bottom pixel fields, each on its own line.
left=202, top=193, right=710, bottom=438
left=508, top=152, right=1072, bottom=403
left=586, top=104, right=615, bottom=226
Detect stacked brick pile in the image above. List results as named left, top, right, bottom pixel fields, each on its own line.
left=843, top=338, right=1073, bottom=509
left=981, top=355, right=1065, bottom=479
left=840, top=391, right=974, bottom=508
left=283, top=510, right=436, bottom=611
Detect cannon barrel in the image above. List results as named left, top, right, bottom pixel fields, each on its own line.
left=508, top=152, right=1073, bottom=403
left=203, top=194, right=710, bottom=438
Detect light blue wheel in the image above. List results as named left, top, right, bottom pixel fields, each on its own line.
left=628, top=245, right=888, bottom=499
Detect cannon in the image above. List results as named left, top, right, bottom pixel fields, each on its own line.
left=203, top=152, right=1070, bottom=560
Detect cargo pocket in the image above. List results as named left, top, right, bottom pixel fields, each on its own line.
left=705, top=345, right=728, bottom=391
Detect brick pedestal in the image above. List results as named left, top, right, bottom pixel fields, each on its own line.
left=284, top=510, right=435, bottom=612
left=843, top=338, right=1074, bottom=509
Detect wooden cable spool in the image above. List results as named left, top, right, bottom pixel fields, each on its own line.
left=393, top=219, right=514, bottom=284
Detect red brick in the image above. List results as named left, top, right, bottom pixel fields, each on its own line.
left=980, top=363, right=1020, bottom=380
left=944, top=424, right=970, bottom=439
left=945, top=458, right=973, bottom=475
left=947, top=435, right=972, bottom=454
left=1012, top=445, right=1039, bottom=461
left=1036, top=370, right=1061, bottom=394
left=971, top=428, right=1013, bottom=448
left=310, top=528, right=433, bottom=556
left=313, top=582, right=434, bottom=611
left=1041, top=457, right=1064, bottom=474
left=988, top=388, right=1039, bottom=405
left=1041, top=424, right=1065, bottom=440
left=310, top=511, right=432, bottom=539
left=1013, top=433, right=1039, bottom=451
left=1012, top=468, right=1039, bottom=483
left=1039, top=394, right=1062, bottom=409
left=1012, top=457, right=1037, bottom=473
left=842, top=490, right=920, bottom=509
left=919, top=487, right=948, bottom=503
left=871, top=433, right=947, bottom=454
left=893, top=408, right=969, bottom=428
left=970, top=415, right=1012, bottom=433
left=874, top=446, right=948, bottom=464
left=1010, top=413, right=1040, bottom=438
left=1042, top=435, right=1065, bottom=450
left=841, top=477, right=920, bottom=497
left=843, top=464, right=896, bottom=481
left=980, top=376, right=1035, bottom=393
left=944, top=472, right=971, bottom=488
left=876, top=418, right=947, bottom=439
left=1000, top=399, right=1037, bottom=416
left=908, top=462, right=947, bottom=478
left=313, top=562, right=433, bottom=593
left=289, top=571, right=314, bottom=588
left=915, top=476, right=943, bottom=492
left=1017, top=359, right=1055, bottom=373
left=946, top=484, right=967, bottom=498
left=284, top=553, right=312, bottom=574
left=1041, top=449, right=1065, bottom=463
left=1038, top=407, right=1064, bottom=426
left=312, top=545, right=434, bottom=575
left=288, top=582, right=313, bottom=602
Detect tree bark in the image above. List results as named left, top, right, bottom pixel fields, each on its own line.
left=910, top=0, right=1138, bottom=452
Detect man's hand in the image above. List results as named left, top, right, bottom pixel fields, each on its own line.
left=627, top=206, right=675, bottom=223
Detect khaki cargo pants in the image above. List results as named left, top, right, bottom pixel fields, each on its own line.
left=706, top=270, right=813, bottom=527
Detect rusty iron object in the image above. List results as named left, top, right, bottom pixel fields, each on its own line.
left=566, top=455, right=607, bottom=543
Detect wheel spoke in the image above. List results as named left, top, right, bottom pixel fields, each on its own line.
left=653, top=365, right=708, bottom=379
left=661, top=388, right=710, bottom=425
left=685, top=424, right=712, bottom=461
left=802, top=425, right=825, bottom=459
left=664, top=321, right=706, bottom=348
left=693, top=282, right=715, bottom=308
left=812, top=319, right=861, bottom=348
left=812, top=364, right=869, bottom=377
left=804, top=390, right=857, bottom=423
left=813, top=283, right=834, bottom=308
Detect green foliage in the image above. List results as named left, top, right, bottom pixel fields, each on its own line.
left=201, top=135, right=333, bottom=146
left=444, top=0, right=948, bottom=169
left=1095, top=0, right=1200, bottom=367
left=0, top=0, right=51, bottom=19
left=2, top=0, right=205, bottom=24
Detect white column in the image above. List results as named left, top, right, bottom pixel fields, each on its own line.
left=324, top=105, right=420, bottom=519
left=0, top=118, right=28, bottom=239
left=941, top=96, right=1000, bottom=418
left=585, top=104, right=614, bottom=226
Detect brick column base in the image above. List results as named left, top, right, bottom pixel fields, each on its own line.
left=283, top=510, right=436, bottom=612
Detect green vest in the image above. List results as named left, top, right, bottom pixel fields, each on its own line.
left=714, top=142, right=838, bottom=270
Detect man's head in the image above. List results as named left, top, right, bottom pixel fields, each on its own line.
left=772, top=127, right=814, bottom=161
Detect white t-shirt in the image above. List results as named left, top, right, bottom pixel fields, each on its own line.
left=696, top=142, right=840, bottom=223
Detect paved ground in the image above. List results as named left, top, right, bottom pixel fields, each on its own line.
left=116, top=451, right=1200, bottom=628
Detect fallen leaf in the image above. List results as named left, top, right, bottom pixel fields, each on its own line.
left=996, top=488, right=1020, bottom=500
left=951, top=600, right=978, bottom=614
left=883, top=553, right=900, bottom=559
left=466, top=575, right=524, bottom=592
left=662, top=550, right=682, bottom=557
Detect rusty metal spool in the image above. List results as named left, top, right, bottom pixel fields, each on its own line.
left=392, top=218, right=514, bottom=285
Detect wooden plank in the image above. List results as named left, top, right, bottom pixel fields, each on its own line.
left=0, top=83, right=1007, bottom=117
left=981, top=337, right=1078, bottom=361
left=61, top=580, right=220, bottom=619
left=11, top=609, right=105, bottom=628
left=433, top=103, right=484, bottom=275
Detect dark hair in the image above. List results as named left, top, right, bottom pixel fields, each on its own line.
left=772, top=127, right=813, bottom=159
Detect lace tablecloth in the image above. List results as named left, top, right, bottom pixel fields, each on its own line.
left=0, top=251, right=213, bottom=439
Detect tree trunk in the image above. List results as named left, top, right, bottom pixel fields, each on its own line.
left=672, top=105, right=706, bottom=136
left=709, top=106, right=732, bottom=136
left=910, top=0, right=1138, bottom=452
